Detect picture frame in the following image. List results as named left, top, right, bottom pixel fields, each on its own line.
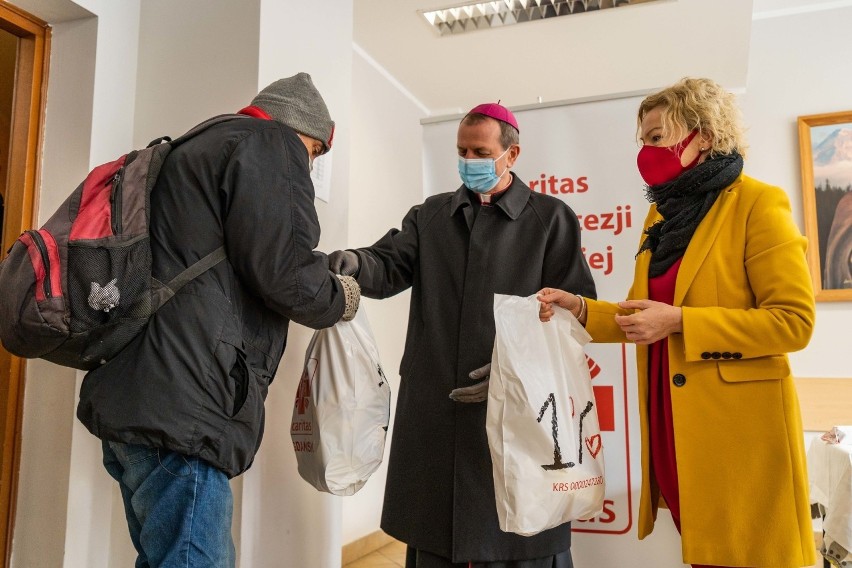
left=797, top=110, right=852, bottom=301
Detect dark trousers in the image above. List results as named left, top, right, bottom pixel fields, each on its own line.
left=405, top=547, right=574, bottom=568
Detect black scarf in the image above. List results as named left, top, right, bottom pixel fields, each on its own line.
left=639, top=152, right=744, bottom=277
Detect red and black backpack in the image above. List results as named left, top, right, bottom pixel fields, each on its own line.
left=0, top=114, right=244, bottom=370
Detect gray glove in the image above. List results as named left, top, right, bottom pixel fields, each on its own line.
left=329, top=250, right=360, bottom=276
left=449, top=363, right=491, bottom=403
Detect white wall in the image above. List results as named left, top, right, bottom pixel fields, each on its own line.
left=62, top=3, right=143, bottom=565
left=340, top=46, right=426, bottom=545
left=239, top=2, right=355, bottom=567
left=741, top=1, right=852, bottom=378
left=132, top=0, right=260, bottom=148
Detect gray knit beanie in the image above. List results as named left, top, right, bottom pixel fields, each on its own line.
left=251, top=72, right=335, bottom=154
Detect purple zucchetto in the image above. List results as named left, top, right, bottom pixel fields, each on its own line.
left=467, top=102, right=519, bottom=132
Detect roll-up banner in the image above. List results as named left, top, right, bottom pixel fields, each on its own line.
left=423, top=96, right=689, bottom=566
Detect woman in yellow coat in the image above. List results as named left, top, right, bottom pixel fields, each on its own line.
left=539, top=77, right=816, bottom=567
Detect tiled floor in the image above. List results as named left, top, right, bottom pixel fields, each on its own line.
left=344, top=539, right=824, bottom=568
left=344, top=540, right=406, bottom=568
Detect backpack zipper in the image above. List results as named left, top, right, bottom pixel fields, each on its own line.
left=26, top=230, right=53, bottom=298
left=110, top=168, right=124, bottom=235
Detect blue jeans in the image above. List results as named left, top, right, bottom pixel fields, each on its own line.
left=102, top=440, right=235, bottom=568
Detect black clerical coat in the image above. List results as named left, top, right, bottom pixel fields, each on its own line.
left=353, top=174, right=596, bottom=562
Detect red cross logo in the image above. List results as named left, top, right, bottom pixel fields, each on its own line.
left=295, top=358, right=318, bottom=415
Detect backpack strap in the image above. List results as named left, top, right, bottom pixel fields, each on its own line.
left=154, top=246, right=228, bottom=309
left=145, top=114, right=251, bottom=149
left=170, top=114, right=250, bottom=146
left=149, top=115, right=250, bottom=309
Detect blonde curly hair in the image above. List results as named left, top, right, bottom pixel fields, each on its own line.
left=637, top=77, right=748, bottom=159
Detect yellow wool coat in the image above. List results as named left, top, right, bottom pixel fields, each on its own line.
left=585, top=174, right=816, bottom=567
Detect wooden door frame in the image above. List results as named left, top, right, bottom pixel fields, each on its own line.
left=0, top=3, right=50, bottom=567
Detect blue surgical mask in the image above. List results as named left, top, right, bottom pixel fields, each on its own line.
left=458, top=148, right=511, bottom=193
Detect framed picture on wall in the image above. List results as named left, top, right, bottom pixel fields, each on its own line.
left=798, top=110, right=852, bottom=301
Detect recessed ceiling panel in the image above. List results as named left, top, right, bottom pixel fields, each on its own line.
left=419, top=0, right=650, bottom=37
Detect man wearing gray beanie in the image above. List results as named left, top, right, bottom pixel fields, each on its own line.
left=249, top=72, right=335, bottom=157
left=77, top=72, right=358, bottom=567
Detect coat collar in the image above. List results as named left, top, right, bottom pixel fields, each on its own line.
left=450, top=173, right=531, bottom=223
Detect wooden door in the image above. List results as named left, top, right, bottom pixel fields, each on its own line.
left=0, top=3, right=49, bottom=566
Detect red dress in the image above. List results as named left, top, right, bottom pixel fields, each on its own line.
left=647, top=257, right=723, bottom=568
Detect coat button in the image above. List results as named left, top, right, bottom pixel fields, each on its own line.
left=701, top=352, right=712, bottom=359
left=672, top=373, right=686, bottom=387
left=733, top=352, right=743, bottom=359
left=711, top=352, right=722, bottom=359
left=722, top=352, right=732, bottom=359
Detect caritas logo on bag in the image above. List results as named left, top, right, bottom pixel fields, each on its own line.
left=291, top=357, right=318, bottom=453
left=290, top=310, right=391, bottom=496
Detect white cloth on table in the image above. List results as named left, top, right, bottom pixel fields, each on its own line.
left=808, top=436, right=852, bottom=562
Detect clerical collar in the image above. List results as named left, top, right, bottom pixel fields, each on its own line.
left=476, top=185, right=510, bottom=206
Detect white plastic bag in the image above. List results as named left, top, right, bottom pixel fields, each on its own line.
left=290, top=308, right=391, bottom=496
left=487, top=293, right=605, bottom=536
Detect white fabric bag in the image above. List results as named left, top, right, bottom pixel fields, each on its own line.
left=290, top=308, right=391, bottom=496
left=487, top=293, right=605, bottom=536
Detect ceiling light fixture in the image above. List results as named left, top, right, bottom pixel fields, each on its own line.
left=419, top=0, right=653, bottom=36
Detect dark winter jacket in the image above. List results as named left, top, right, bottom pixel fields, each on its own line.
left=354, top=175, right=596, bottom=562
left=77, top=116, right=346, bottom=477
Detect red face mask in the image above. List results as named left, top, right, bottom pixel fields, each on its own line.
left=636, top=130, right=700, bottom=186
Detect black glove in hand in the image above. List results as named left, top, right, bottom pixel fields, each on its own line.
left=329, top=250, right=360, bottom=276
left=449, top=362, right=491, bottom=403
